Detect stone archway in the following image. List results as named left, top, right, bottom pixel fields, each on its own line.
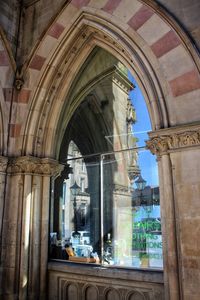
left=20, top=7, right=200, bottom=297
left=0, top=32, right=13, bottom=261
left=21, top=1, right=200, bottom=158
left=1, top=1, right=200, bottom=299
left=0, top=31, right=14, bottom=155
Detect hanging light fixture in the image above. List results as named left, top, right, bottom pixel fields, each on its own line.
left=70, top=181, right=81, bottom=196
left=70, top=181, right=81, bottom=234
left=135, top=175, right=146, bottom=191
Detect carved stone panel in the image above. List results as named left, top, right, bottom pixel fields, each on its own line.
left=63, top=282, right=79, bottom=300
left=105, top=288, right=120, bottom=300
left=84, top=285, right=99, bottom=300
left=126, top=291, right=146, bottom=300
left=48, top=263, right=164, bottom=300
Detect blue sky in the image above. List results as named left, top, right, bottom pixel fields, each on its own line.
left=128, top=72, right=159, bottom=188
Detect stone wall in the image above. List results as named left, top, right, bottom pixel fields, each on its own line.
left=21, top=0, right=67, bottom=63
left=156, top=0, right=200, bottom=51
left=0, top=0, right=19, bottom=55
left=1, top=0, right=200, bottom=65
left=147, top=123, right=200, bottom=299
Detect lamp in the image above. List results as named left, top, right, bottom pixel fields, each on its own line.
left=133, top=175, right=153, bottom=216
left=135, top=175, right=146, bottom=191
left=70, top=181, right=81, bottom=196
left=70, top=181, right=81, bottom=234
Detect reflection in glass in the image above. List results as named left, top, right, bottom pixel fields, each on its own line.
left=49, top=50, right=163, bottom=268
left=50, top=142, right=101, bottom=263
left=101, top=149, right=163, bottom=268
left=50, top=146, right=163, bottom=268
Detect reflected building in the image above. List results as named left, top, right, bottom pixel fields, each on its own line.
left=53, top=52, right=142, bottom=262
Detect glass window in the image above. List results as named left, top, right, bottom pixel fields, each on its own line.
left=49, top=65, right=163, bottom=269
left=80, top=178, right=85, bottom=192
left=102, top=149, right=162, bottom=268
left=50, top=146, right=163, bottom=268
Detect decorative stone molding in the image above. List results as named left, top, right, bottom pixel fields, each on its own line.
left=14, top=69, right=24, bottom=90
left=146, top=124, right=200, bottom=155
left=113, top=184, right=132, bottom=195
left=112, top=67, right=133, bottom=94
left=7, top=156, right=64, bottom=176
left=38, top=158, right=64, bottom=176
left=14, top=78, right=24, bottom=91
left=146, top=137, right=168, bottom=155
left=0, top=156, right=8, bottom=173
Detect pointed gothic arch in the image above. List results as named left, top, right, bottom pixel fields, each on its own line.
left=3, top=2, right=199, bottom=300
left=0, top=30, right=15, bottom=155
left=21, top=1, right=200, bottom=159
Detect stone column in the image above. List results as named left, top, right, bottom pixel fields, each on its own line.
left=0, top=156, right=8, bottom=242
left=0, top=159, right=24, bottom=300
left=147, top=123, right=200, bottom=300
left=0, top=156, right=63, bottom=300
left=157, top=154, right=180, bottom=300
left=38, top=159, right=63, bottom=300
left=0, top=156, right=8, bottom=297
left=28, top=174, right=42, bottom=300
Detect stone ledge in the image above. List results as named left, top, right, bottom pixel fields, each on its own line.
left=48, top=260, right=164, bottom=283
left=48, top=261, right=164, bottom=300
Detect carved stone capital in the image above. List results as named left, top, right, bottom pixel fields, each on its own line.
left=7, top=156, right=64, bottom=176
left=146, top=124, right=200, bottom=155
left=0, top=156, right=8, bottom=173
left=8, top=156, right=37, bottom=173
left=146, top=137, right=169, bottom=155
left=38, top=158, right=64, bottom=177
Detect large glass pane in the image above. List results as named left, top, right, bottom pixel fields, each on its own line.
left=50, top=147, right=163, bottom=268
left=102, top=148, right=163, bottom=269
left=49, top=51, right=163, bottom=268
left=50, top=151, right=101, bottom=263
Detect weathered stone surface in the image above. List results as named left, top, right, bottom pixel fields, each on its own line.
left=48, top=262, right=164, bottom=300
left=0, top=1, right=200, bottom=300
